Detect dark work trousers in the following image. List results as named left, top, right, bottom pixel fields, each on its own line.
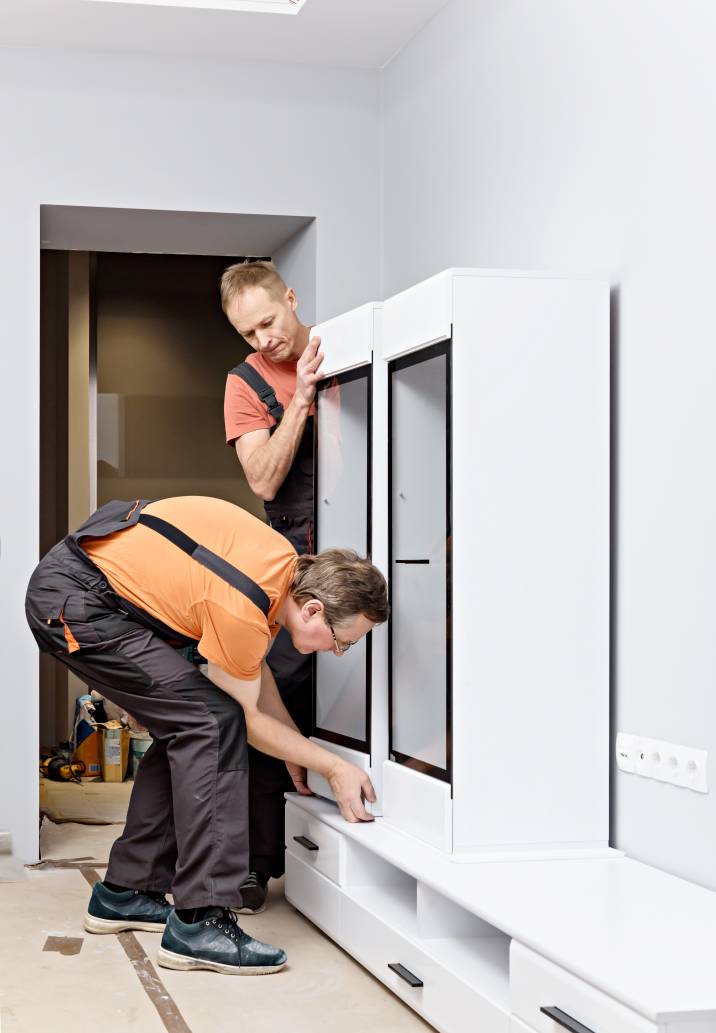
left=249, top=512, right=312, bottom=878
left=25, top=541, right=249, bottom=909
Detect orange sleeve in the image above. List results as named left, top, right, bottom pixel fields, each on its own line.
left=198, top=600, right=269, bottom=681
left=224, top=372, right=273, bottom=446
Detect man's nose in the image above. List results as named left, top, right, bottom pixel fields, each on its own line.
left=256, top=331, right=272, bottom=350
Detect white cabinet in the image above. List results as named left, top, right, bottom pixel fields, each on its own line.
left=382, top=269, right=611, bottom=857
left=307, top=302, right=389, bottom=812
left=510, top=942, right=657, bottom=1033
left=285, top=796, right=716, bottom=1033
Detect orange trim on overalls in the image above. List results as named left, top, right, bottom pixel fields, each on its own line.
left=124, top=500, right=141, bottom=521
left=60, top=610, right=81, bottom=654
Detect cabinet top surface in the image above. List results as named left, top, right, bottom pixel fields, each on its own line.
left=288, top=794, right=716, bottom=1022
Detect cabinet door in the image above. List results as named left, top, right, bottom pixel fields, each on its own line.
left=389, top=342, right=451, bottom=781
left=314, top=366, right=372, bottom=751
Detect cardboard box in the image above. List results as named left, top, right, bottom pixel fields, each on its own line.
left=98, top=723, right=130, bottom=782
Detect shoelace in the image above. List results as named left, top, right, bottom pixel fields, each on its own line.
left=206, top=907, right=248, bottom=943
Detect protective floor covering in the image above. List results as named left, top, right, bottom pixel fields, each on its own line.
left=1, top=791, right=431, bottom=1033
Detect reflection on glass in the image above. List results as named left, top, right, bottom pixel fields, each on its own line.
left=314, top=371, right=370, bottom=748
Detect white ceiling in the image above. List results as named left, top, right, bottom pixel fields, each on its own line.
left=0, top=0, right=450, bottom=69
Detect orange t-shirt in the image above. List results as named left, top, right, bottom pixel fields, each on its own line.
left=82, top=497, right=297, bottom=681
left=223, top=350, right=315, bottom=446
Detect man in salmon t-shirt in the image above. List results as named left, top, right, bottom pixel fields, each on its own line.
left=222, top=260, right=323, bottom=914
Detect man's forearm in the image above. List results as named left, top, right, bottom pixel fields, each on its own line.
left=244, top=396, right=310, bottom=501
left=258, top=662, right=300, bottom=732
left=246, top=710, right=334, bottom=776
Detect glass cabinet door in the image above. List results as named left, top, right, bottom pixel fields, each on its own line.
left=313, top=366, right=372, bottom=752
left=389, top=342, right=451, bottom=781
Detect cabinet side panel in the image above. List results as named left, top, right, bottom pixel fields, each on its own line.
left=451, top=277, right=610, bottom=850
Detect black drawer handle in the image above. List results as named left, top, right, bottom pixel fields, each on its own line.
left=395, top=559, right=430, bottom=564
left=388, top=962, right=423, bottom=988
left=293, top=835, right=319, bottom=852
left=540, top=1006, right=596, bottom=1033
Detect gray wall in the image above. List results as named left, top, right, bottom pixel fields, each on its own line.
left=0, top=45, right=381, bottom=861
left=382, top=0, right=716, bottom=889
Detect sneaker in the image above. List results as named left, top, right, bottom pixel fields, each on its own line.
left=157, top=907, right=287, bottom=975
left=236, top=871, right=269, bottom=915
left=84, top=881, right=171, bottom=934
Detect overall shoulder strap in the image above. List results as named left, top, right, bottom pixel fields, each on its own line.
left=229, top=362, right=284, bottom=424
left=138, top=513, right=271, bottom=619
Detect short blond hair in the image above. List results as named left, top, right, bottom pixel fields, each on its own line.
left=291, top=550, right=389, bottom=626
left=220, top=260, right=287, bottom=313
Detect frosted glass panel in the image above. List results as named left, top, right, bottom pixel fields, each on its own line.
left=390, top=349, right=449, bottom=774
left=391, top=563, right=447, bottom=769
left=315, top=640, right=367, bottom=742
left=314, top=371, right=370, bottom=746
left=316, top=375, right=368, bottom=551
left=392, top=354, right=447, bottom=561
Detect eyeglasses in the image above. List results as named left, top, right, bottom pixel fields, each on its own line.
left=326, top=620, right=353, bottom=655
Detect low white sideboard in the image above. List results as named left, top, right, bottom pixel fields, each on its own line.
left=285, top=794, right=716, bottom=1033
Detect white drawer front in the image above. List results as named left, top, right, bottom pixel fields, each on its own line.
left=510, top=942, right=658, bottom=1033
left=285, top=800, right=344, bottom=885
left=284, top=851, right=341, bottom=940
left=511, top=1019, right=537, bottom=1033
left=343, top=896, right=510, bottom=1033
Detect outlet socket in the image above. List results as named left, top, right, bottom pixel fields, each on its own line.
left=615, top=733, right=708, bottom=793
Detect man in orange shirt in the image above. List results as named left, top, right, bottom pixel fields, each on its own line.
left=222, top=260, right=324, bottom=912
left=25, top=496, right=387, bottom=976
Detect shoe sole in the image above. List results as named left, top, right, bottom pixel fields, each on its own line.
left=233, top=904, right=266, bottom=915
left=157, top=946, right=285, bottom=975
left=84, top=913, right=167, bottom=934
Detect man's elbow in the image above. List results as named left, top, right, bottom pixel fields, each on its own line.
left=245, top=474, right=275, bottom=502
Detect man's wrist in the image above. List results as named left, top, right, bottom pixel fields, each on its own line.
left=289, top=392, right=312, bottom=416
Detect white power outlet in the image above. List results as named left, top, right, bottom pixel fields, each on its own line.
left=616, top=733, right=708, bottom=793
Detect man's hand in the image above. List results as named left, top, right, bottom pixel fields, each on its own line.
left=326, top=758, right=376, bottom=823
left=294, top=335, right=324, bottom=410
left=286, top=761, right=314, bottom=797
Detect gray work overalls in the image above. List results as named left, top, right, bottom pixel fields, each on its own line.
left=25, top=499, right=270, bottom=908
left=229, top=362, right=314, bottom=877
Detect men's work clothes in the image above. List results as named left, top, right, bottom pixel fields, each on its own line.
left=25, top=518, right=261, bottom=908
left=224, top=350, right=315, bottom=446
left=26, top=497, right=299, bottom=907
left=80, top=496, right=297, bottom=682
left=225, top=357, right=315, bottom=877
left=226, top=359, right=314, bottom=534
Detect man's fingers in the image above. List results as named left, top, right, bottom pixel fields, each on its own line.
left=351, top=797, right=373, bottom=822
left=296, top=783, right=314, bottom=797
left=361, top=774, right=377, bottom=803
left=305, top=351, right=324, bottom=373
left=339, top=800, right=359, bottom=823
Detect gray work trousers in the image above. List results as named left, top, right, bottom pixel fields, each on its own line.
left=25, top=540, right=249, bottom=908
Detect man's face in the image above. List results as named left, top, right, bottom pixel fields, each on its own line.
left=289, top=604, right=375, bottom=657
left=226, top=285, right=301, bottom=364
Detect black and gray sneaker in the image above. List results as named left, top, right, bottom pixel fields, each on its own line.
left=236, top=870, right=269, bottom=915
left=157, top=907, right=287, bottom=975
left=84, top=881, right=171, bottom=934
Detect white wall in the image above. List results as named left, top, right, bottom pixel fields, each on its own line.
left=381, top=0, right=716, bottom=889
left=0, top=45, right=380, bottom=860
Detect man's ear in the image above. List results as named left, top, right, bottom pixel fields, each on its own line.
left=302, top=598, right=324, bottom=622
left=285, top=287, right=297, bottom=312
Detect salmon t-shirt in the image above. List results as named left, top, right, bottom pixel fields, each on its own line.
left=82, top=497, right=298, bottom=681
left=223, top=350, right=315, bottom=446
